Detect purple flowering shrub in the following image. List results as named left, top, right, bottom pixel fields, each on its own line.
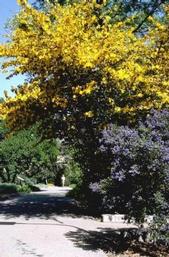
left=91, top=110, right=169, bottom=226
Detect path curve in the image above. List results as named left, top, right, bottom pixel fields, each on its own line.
left=0, top=186, right=135, bottom=257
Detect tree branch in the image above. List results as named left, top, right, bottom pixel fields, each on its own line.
left=133, top=0, right=166, bottom=33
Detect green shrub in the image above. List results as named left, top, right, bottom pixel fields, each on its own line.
left=17, top=184, right=31, bottom=193
left=0, top=183, right=18, bottom=194
left=17, top=183, right=40, bottom=193
left=65, top=162, right=83, bottom=186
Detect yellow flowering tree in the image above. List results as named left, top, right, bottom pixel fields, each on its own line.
left=0, top=1, right=168, bottom=211
left=0, top=0, right=168, bottom=138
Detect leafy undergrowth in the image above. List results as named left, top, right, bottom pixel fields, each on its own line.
left=0, top=183, right=19, bottom=201
left=107, top=242, right=169, bottom=257
left=0, top=183, right=18, bottom=194
left=0, top=183, right=40, bottom=201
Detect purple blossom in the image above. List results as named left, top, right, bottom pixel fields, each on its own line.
left=93, top=109, right=169, bottom=225
left=89, top=182, right=101, bottom=193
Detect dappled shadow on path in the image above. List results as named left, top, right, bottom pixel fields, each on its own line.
left=0, top=190, right=86, bottom=220
left=65, top=227, right=169, bottom=257
left=1, top=192, right=168, bottom=256
left=66, top=227, right=137, bottom=253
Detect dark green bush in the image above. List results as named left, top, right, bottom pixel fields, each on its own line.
left=29, top=184, right=41, bottom=192
left=0, top=183, right=18, bottom=194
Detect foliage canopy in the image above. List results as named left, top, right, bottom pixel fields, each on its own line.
left=0, top=126, right=61, bottom=183
left=0, top=0, right=168, bottom=138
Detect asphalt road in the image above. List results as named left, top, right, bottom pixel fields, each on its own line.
left=0, top=186, right=135, bottom=257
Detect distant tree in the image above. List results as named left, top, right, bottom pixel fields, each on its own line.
left=0, top=126, right=62, bottom=184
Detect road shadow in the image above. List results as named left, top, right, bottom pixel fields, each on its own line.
left=0, top=190, right=86, bottom=220
left=65, top=227, right=169, bottom=257
left=1, top=191, right=168, bottom=256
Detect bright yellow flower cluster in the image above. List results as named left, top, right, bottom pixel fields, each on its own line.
left=0, top=1, right=168, bottom=131
left=73, top=81, right=96, bottom=96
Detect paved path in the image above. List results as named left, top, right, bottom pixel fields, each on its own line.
left=0, top=187, right=135, bottom=257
